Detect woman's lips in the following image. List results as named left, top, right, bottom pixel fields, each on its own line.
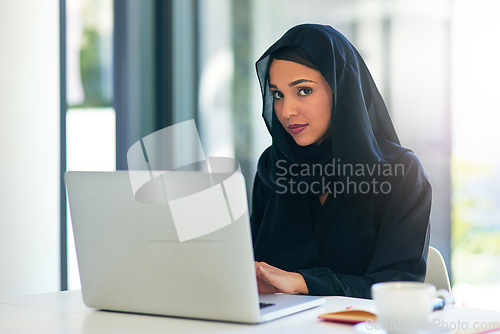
left=288, top=124, right=308, bottom=135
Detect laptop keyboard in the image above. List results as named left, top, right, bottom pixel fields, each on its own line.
left=259, top=302, right=275, bottom=309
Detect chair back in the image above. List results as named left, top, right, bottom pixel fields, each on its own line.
left=424, top=246, right=452, bottom=296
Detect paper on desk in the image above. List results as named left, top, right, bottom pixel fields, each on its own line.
left=318, top=305, right=377, bottom=324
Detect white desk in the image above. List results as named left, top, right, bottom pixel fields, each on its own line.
left=0, top=291, right=367, bottom=333
left=1, top=291, right=499, bottom=334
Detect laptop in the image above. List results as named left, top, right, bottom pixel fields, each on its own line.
left=65, top=170, right=324, bottom=324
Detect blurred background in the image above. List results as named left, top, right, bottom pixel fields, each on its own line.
left=1, top=0, right=499, bottom=309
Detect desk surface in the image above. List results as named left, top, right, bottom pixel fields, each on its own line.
left=1, top=290, right=499, bottom=334
left=0, top=290, right=369, bottom=334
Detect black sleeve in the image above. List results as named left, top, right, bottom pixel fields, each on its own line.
left=298, top=153, right=432, bottom=298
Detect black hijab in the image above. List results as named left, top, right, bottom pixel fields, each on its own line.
left=256, top=24, right=410, bottom=198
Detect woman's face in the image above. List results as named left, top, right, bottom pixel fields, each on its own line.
left=269, top=59, right=333, bottom=146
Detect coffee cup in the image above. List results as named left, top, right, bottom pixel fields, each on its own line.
left=371, top=281, right=450, bottom=334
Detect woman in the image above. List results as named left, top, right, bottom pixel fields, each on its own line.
left=251, top=24, right=431, bottom=298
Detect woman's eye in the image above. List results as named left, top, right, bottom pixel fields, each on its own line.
left=298, top=88, right=312, bottom=96
left=272, top=91, right=284, bottom=100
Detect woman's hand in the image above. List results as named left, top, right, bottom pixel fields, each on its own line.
left=254, top=261, right=309, bottom=295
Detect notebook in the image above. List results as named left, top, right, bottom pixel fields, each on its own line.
left=65, top=170, right=324, bottom=324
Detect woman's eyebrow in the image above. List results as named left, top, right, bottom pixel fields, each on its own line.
left=269, top=79, right=316, bottom=89
left=289, top=79, right=316, bottom=87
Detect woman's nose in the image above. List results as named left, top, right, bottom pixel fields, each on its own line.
left=281, top=98, right=298, bottom=118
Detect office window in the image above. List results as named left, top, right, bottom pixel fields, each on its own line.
left=66, top=0, right=115, bottom=290
left=450, top=0, right=500, bottom=310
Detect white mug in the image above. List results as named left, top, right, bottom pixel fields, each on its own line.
left=371, top=281, right=451, bottom=334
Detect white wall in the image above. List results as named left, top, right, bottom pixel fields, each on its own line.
left=0, top=0, right=60, bottom=296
